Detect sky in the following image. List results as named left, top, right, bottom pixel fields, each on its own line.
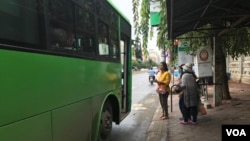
left=110, top=0, right=161, bottom=60
left=110, top=0, right=159, bottom=47
left=110, top=0, right=158, bottom=47
left=110, top=0, right=133, bottom=24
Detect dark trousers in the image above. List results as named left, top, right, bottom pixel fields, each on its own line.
left=182, top=105, right=198, bottom=122
left=159, top=92, right=169, bottom=116
left=179, top=96, right=185, bottom=117
left=179, top=96, right=191, bottom=119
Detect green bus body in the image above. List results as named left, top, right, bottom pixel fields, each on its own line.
left=0, top=0, right=132, bottom=141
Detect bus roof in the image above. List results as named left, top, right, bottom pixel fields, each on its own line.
left=107, top=0, right=131, bottom=24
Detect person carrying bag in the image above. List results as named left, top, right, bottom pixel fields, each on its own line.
left=179, top=63, right=200, bottom=125
left=155, top=62, right=171, bottom=120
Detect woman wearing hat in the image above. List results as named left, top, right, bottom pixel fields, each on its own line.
left=176, top=64, right=190, bottom=121
left=179, top=63, right=199, bottom=125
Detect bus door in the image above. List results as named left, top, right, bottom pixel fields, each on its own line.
left=120, top=35, right=129, bottom=113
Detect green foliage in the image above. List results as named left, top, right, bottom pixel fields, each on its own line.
left=132, top=0, right=174, bottom=65
left=155, top=0, right=175, bottom=65
left=222, top=27, right=250, bottom=59
left=156, top=0, right=171, bottom=50
left=178, top=24, right=211, bottom=54
left=132, top=45, right=136, bottom=57
left=132, top=0, right=149, bottom=58
left=132, top=59, right=158, bottom=69
left=179, top=25, right=250, bottom=60
left=132, top=0, right=140, bottom=36
left=139, top=0, right=150, bottom=54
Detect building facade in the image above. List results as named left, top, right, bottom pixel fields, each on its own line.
left=227, top=55, right=250, bottom=84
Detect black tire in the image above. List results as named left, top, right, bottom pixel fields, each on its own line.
left=99, top=101, right=113, bottom=141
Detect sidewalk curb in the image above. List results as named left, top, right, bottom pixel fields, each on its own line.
left=146, top=105, right=168, bottom=141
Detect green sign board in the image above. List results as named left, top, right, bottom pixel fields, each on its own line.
left=178, top=41, right=190, bottom=51
left=150, top=1, right=160, bottom=26
left=150, top=12, right=160, bottom=26
left=178, top=47, right=188, bottom=51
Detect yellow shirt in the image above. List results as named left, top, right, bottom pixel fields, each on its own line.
left=157, top=71, right=171, bottom=92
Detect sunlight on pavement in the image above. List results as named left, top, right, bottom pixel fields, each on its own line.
left=131, top=103, right=147, bottom=110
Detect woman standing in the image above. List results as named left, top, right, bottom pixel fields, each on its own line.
left=179, top=63, right=199, bottom=125
left=155, top=62, right=171, bottom=120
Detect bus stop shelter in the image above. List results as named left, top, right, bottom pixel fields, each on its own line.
left=166, top=0, right=250, bottom=106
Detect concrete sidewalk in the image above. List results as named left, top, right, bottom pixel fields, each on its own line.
left=146, top=81, right=250, bottom=141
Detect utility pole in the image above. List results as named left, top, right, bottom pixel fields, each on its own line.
left=172, top=39, right=178, bottom=84
left=163, top=45, right=166, bottom=62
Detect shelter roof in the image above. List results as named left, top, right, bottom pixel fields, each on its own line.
left=166, top=0, right=250, bottom=39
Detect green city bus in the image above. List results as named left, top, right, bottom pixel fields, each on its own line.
left=0, top=0, right=132, bottom=141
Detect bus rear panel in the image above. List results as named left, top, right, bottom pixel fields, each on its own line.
left=0, top=0, right=132, bottom=141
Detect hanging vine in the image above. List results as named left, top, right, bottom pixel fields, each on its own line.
left=138, top=0, right=150, bottom=58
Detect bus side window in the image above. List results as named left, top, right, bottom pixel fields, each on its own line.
left=110, top=28, right=119, bottom=59
left=98, top=21, right=109, bottom=56
left=49, top=27, right=76, bottom=50
left=75, top=6, right=96, bottom=54
left=0, top=0, right=40, bottom=47
left=77, top=37, right=95, bottom=54
left=111, top=42, right=118, bottom=59
left=98, top=38, right=109, bottom=55
left=48, top=0, right=75, bottom=50
left=50, top=28, right=67, bottom=47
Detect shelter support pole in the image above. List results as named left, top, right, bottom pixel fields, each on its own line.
left=213, top=36, right=223, bottom=107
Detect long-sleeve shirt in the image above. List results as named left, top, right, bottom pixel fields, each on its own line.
left=180, top=73, right=199, bottom=107
left=156, top=71, right=171, bottom=92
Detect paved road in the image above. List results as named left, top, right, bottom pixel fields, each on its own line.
left=111, top=72, right=159, bottom=141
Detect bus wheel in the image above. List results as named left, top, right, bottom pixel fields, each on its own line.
left=99, top=101, right=113, bottom=141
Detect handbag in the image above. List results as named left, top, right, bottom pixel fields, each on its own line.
left=174, top=85, right=183, bottom=93
left=156, top=88, right=167, bottom=94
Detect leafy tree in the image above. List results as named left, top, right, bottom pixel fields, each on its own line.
left=133, top=0, right=173, bottom=63
left=223, top=27, right=250, bottom=58
left=132, top=0, right=149, bottom=59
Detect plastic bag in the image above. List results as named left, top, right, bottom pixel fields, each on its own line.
left=199, top=104, right=207, bottom=115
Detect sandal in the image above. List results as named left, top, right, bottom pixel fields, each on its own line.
left=179, top=117, right=184, bottom=120
left=180, top=120, right=188, bottom=125
left=159, top=115, right=164, bottom=119
left=160, top=116, right=169, bottom=120
left=190, top=121, right=197, bottom=125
